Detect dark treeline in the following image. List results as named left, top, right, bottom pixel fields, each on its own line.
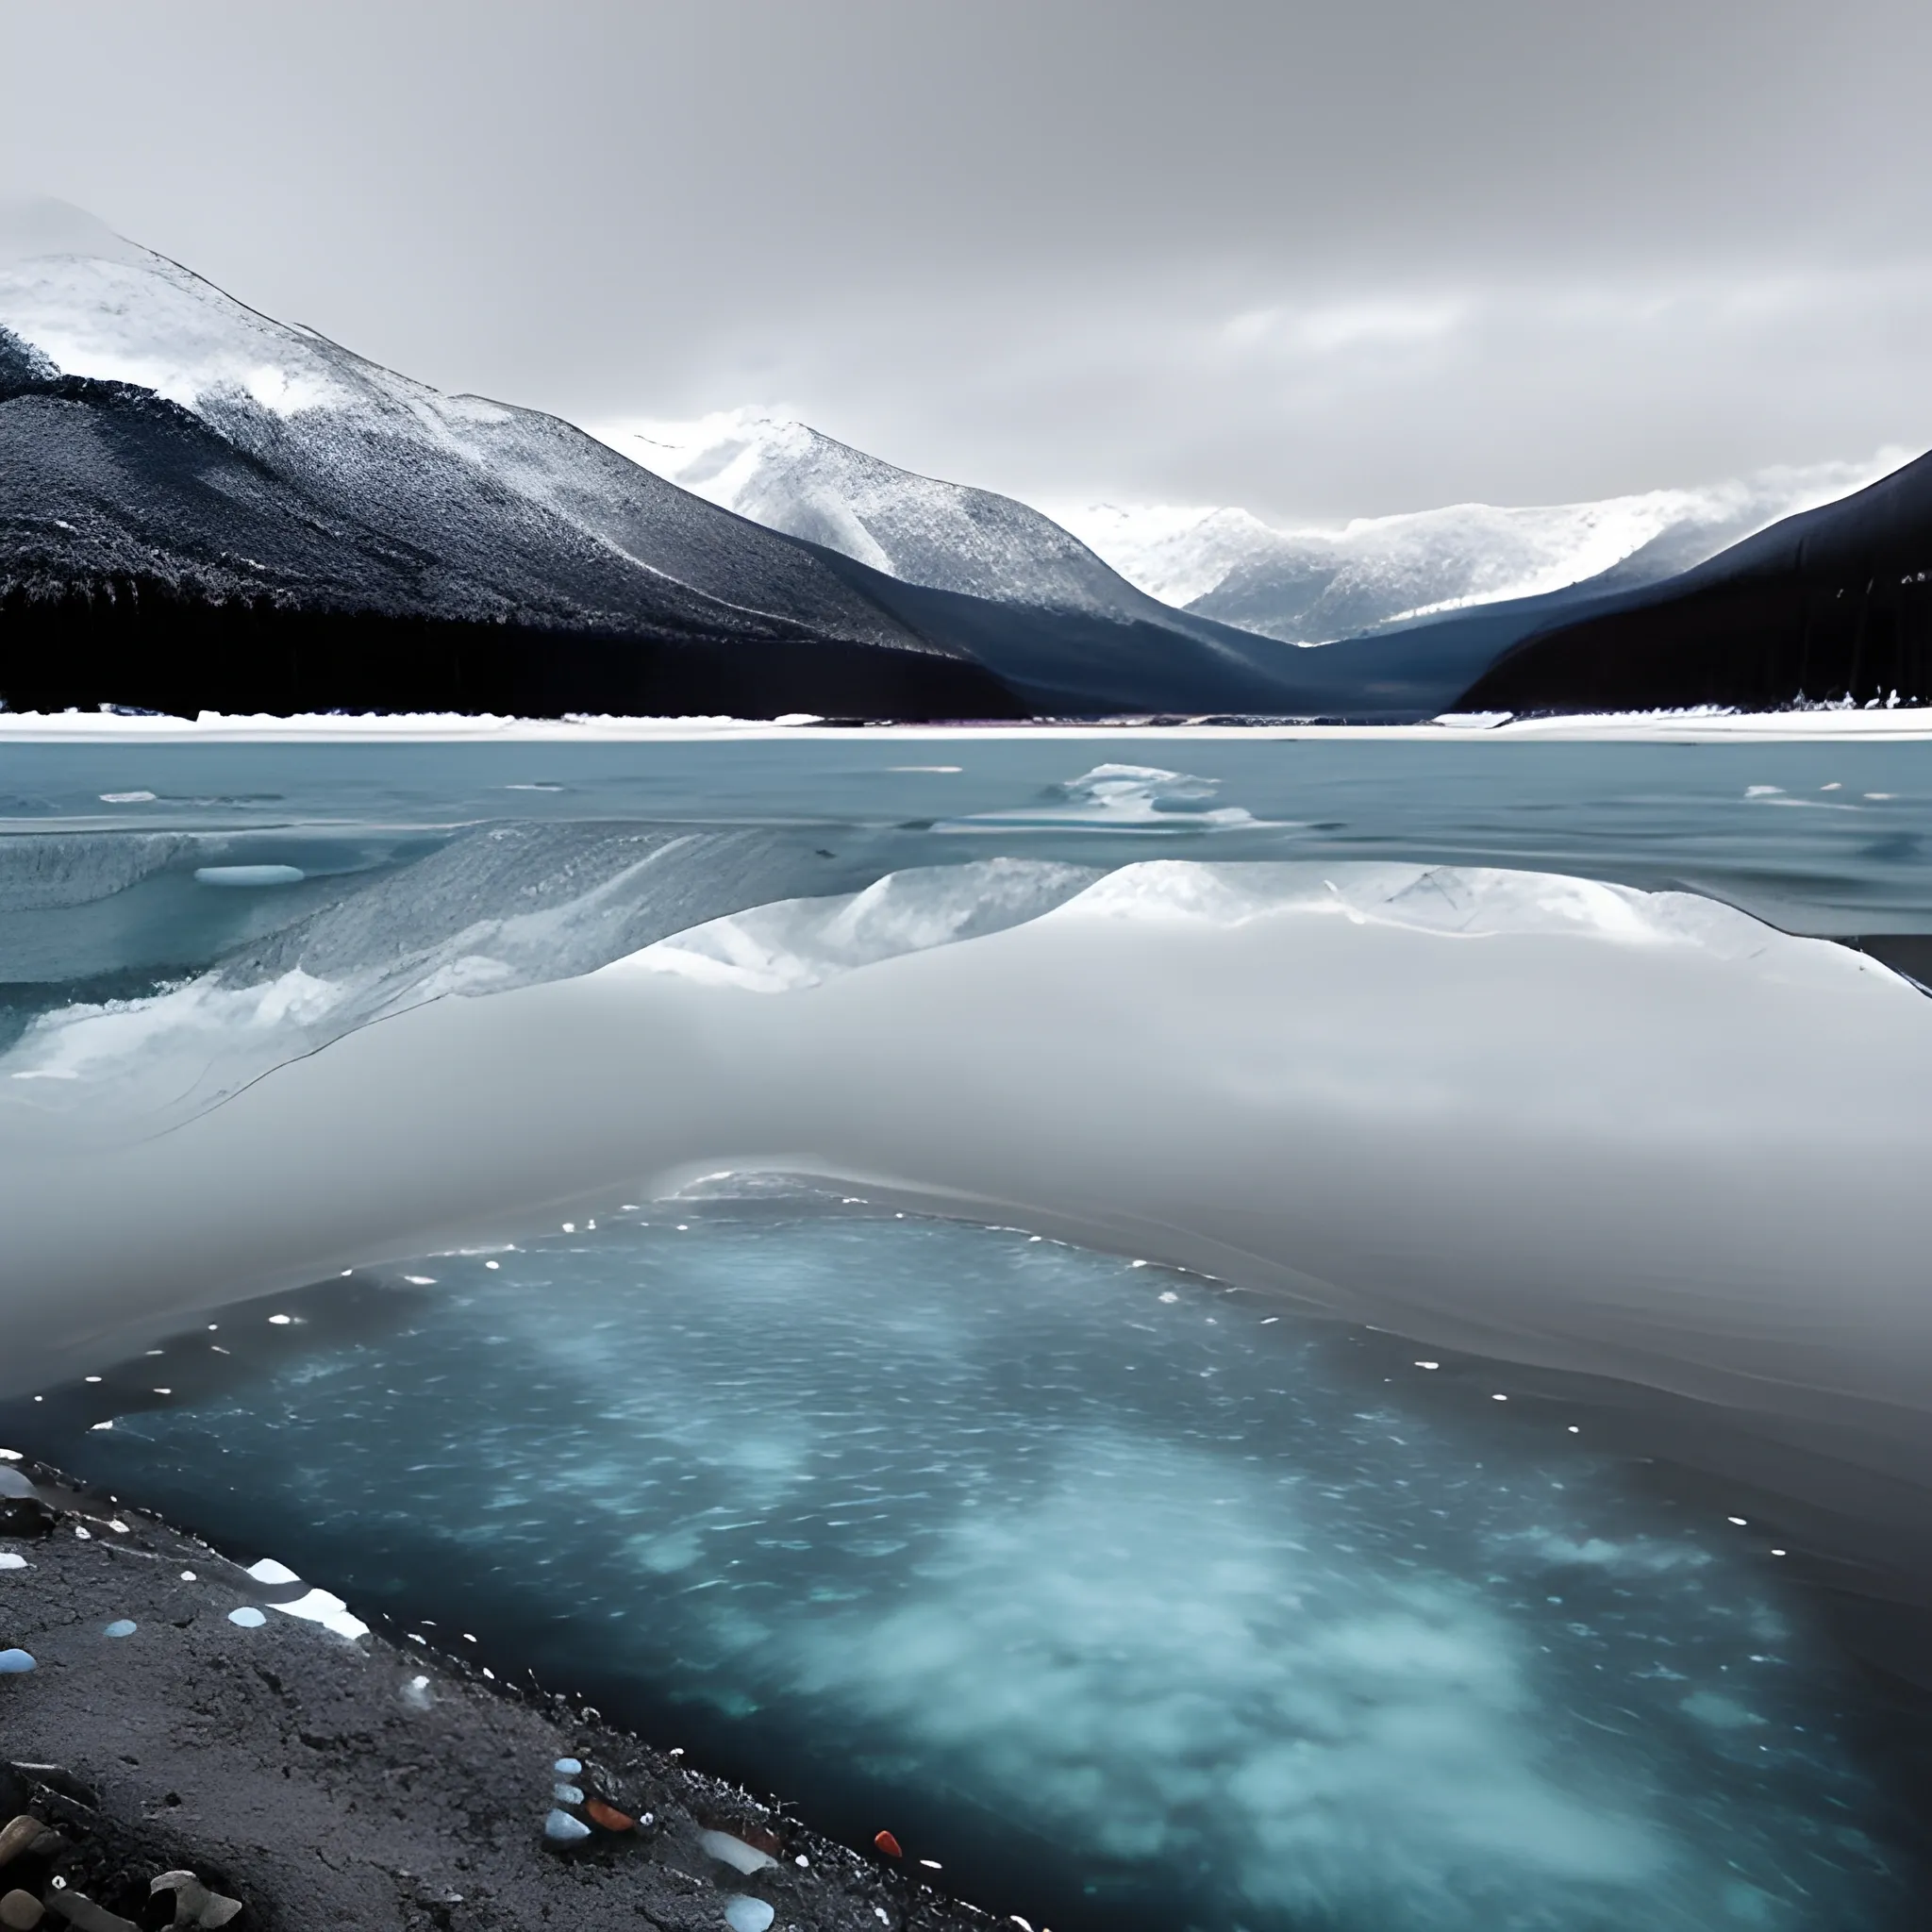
left=1457, top=570, right=1932, bottom=715
left=1457, top=451, right=1932, bottom=716
left=0, top=576, right=1026, bottom=721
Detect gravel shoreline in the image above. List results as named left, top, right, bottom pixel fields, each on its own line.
left=0, top=1457, right=991, bottom=1932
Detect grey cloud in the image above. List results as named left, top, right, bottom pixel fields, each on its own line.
left=4, top=0, right=1930, bottom=518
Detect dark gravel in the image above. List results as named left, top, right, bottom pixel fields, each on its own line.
left=0, top=1459, right=989, bottom=1932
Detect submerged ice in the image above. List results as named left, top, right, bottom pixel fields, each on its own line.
left=16, top=1206, right=1908, bottom=1930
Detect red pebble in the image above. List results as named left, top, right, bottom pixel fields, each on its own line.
left=874, top=1830, right=903, bottom=1857
left=585, top=1799, right=635, bottom=1833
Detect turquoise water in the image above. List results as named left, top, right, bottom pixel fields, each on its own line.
left=6, top=730, right=1932, bottom=929
left=9, top=1193, right=1917, bottom=1931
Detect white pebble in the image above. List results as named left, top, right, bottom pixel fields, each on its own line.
left=699, top=1830, right=777, bottom=1874
left=227, top=1607, right=267, bottom=1628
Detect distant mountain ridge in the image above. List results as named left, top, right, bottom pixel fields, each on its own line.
left=600, top=404, right=1896, bottom=654
left=1052, top=468, right=1899, bottom=643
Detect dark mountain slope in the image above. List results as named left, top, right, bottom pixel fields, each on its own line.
left=1454, top=450, right=1932, bottom=715
left=803, top=546, right=1346, bottom=717
left=0, top=340, right=1019, bottom=718
left=0, top=220, right=1339, bottom=721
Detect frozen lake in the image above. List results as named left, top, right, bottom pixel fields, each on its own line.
left=5, top=1192, right=1919, bottom=1931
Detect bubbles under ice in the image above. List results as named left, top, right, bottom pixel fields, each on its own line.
left=36, top=1201, right=1911, bottom=1930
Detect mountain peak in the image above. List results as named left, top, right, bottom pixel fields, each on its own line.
left=0, top=196, right=148, bottom=270
left=588, top=408, right=1171, bottom=621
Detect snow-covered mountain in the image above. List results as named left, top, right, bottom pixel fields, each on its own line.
left=0, top=202, right=1319, bottom=720
left=592, top=408, right=1175, bottom=623
left=5, top=197, right=1919, bottom=721
left=1049, top=462, right=1900, bottom=644
left=0, top=203, right=929, bottom=653
left=598, top=401, right=1896, bottom=652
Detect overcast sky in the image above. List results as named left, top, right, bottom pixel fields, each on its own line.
left=6, top=0, right=1932, bottom=522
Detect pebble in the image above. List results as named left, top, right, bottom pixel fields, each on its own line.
left=225, top=1608, right=266, bottom=1629
left=553, top=1757, right=582, bottom=1774
left=0, top=1892, right=40, bottom=1930
left=584, top=1798, right=635, bottom=1833
left=552, top=1783, right=584, bottom=1806
left=0, top=1473, right=49, bottom=1535
left=0, top=1817, right=40, bottom=1866
left=0, top=1557, right=27, bottom=1572
left=0, top=1651, right=34, bottom=1675
left=724, top=1898, right=775, bottom=1932
left=543, top=1808, right=591, bottom=1846
left=42, top=1890, right=136, bottom=1932
left=699, top=1830, right=777, bottom=1875
left=151, top=1874, right=242, bottom=1929
left=102, top=1621, right=136, bottom=1640
left=873, top=1829, right=903, bottom=1858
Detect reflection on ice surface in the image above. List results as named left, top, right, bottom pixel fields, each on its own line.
left=18, top=1200, right=1913, bottom=1931
left=0, top=822, right=899, bottom=1137
left=8, top=853, right=1932, bottom=1498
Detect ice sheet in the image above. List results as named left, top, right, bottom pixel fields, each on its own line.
left=3, top=859, right=1929, bottom=1505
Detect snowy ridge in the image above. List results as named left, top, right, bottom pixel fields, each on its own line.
left=0, top=205, right=1330, bottom=719
left=1050, top=458, right=1904, bottom=643
left=586, top=397, right=1898, bottom=652
left=591, top=408, right=1179, bottom=621
left=0, top=200, right=972, bottom=663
